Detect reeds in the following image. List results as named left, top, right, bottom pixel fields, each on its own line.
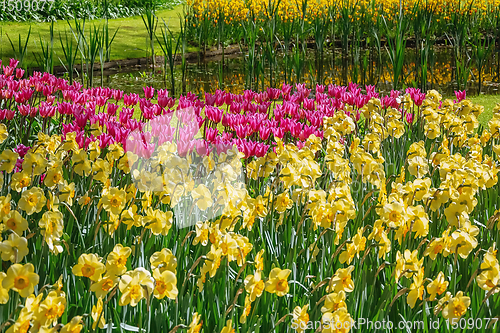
left=58, top=31, right=78, bottom=85
left=242, top=11, right=260, bottom=89
left=88, top=25, right=104, bottom=87
left=5, top=26, right=31, bottom=69
left=185, top=0, right=500, bottom=92
left=67, top=18, right=88, bottom=85
left=412, top=1, right=436, bottom=91
left=180, top=14, right=188, bottom=95
left=471, top=29, right=494, bottom=94
left=447, top=0, right=473, bottom=90
left=157, top=19, right=182, bottom=96
left=34, top=21, right=55, bottom=74
left=67, top=18, right=104, bottom=88
left=142, top=2, right=158, bottom=70
left=383, top=6, right=409, bottom=90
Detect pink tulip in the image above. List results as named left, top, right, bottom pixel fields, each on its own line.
left=406, top=112, right=414, bottom=124
left=235, top=124, right=249, bottom=139
left=3, top=66, right=14, bottom=77
left=272, top=127, right=285, bottom=139
left=46, top=95, right=56, bottom=104
left=112, top=89, right=123, bottom=101
left=205, top=106, right=223, bottom=124
left=205, top=93, right=216, bottom=106
left=38, top=102, right=56, bottom=118
left=229, top=102, right=242, bottom=113
left=123, top=93, right=139, bottom=106
left=143, top=86, right=155, bottom=99
left=18, top=105, right=30, bottom=116
left=205, top=128, right=218, bottom=143
left=303, top=98, right=315, bottom=111
left=5, top=109, right=15, bottom=120
left=215, top=91, right=225, bottom=106
left=267, top=87, right=281, bottom=100
left=9, top=59, right=19, bottom=68
left=15, top=68, right=24, bottom=79
left=15, top=144, right=30, bottom=157
left=243, top=90, right=255, bottom=102
left=455, top=90, right=466, bottom=102
left=195, top=139, right=210, bottom=156
left=107, top=103, right=119, bottom=116
left=259, top=124, right=272, bottom=141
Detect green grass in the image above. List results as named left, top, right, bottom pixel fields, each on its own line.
left=0, top=5, right=189, bottom=69
left=470, top=94, right=500, bottom=126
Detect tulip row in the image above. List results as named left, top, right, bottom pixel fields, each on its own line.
left=1, top=58, right=432, bottom=161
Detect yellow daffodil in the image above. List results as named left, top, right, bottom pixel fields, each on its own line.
left=220, top=319, right=234, bottom=333
left=10, top=170, right=32, bottom=192
left=72, top=149, right=92, bottom=177
left=72, top=253, right=106, bottom=282
left=106, top=244, right=132, bottom=276
left=187, top=312, right=203, bottom=333
left=240, top=295, right=252, bottom=324
left=427, top=272, right=449, bottom=301
left=0, top=233, right=28, bottom=262
left=18, top=187, right=47, bottom=215
left=101, top=187, right=127, bottom=216
left=321, top=291, right=347, bottom=313
left=150, top=248, right=177, bottom=274
left=265, top=267, right=291, bottom=296
left=153, top=268, right=178, bottom=300
left=244, top=270, right=265, bottom=302
left=3, top=210, right=28, bottom=235
left=91, top=274, right=119, bottom=299
left=0, top=272, right=10, bottom=304
left=191, top=184, right=213, bottom=211
left=2, top=263, right=39, bottom=297
left=327, top=266, right=355, bottom=293
left=44, top=167, right=64, bottom=188
left=193, top=221, right=210, bottom=246
left=60, top=316, right=83, bottom=333
left=0, top=149, right=19, bottom=173
left=22, top=152, right=47, bottom=175
left=39, top=210, right=64, bottom=251
left=321, top=308, right=353, bottom=333
left=441, top=291, right=470, bottom=321
left=0, top=124, right=8, bottom=143
left=91, top=297, right=106, bottom=330
left=117, top=151, right=138, bottom=174
left=34, top=290, right=66, bottom=327
left=118, top=268, right=154, bottom=306
left=143, top=208, right=173, bottom=236
left=292, top=304, right=310, bottom=333
left=407, top=271, right=425, bottom=308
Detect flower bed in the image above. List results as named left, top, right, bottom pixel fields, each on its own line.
left=0, top=59, right=499, bottom=332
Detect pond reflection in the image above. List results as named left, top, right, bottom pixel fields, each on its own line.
left=95, top=47, right=500, bottom=96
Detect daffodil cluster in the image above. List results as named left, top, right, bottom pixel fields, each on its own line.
left=186, top=0, right=500, bottom=31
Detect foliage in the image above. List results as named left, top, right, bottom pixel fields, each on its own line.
left=0, top=0, right=183, bottom=22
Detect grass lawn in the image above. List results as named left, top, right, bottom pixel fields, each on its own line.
left=0, top=5, right=188, bottom=69
left=470, top=94, right=500, bottom=126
